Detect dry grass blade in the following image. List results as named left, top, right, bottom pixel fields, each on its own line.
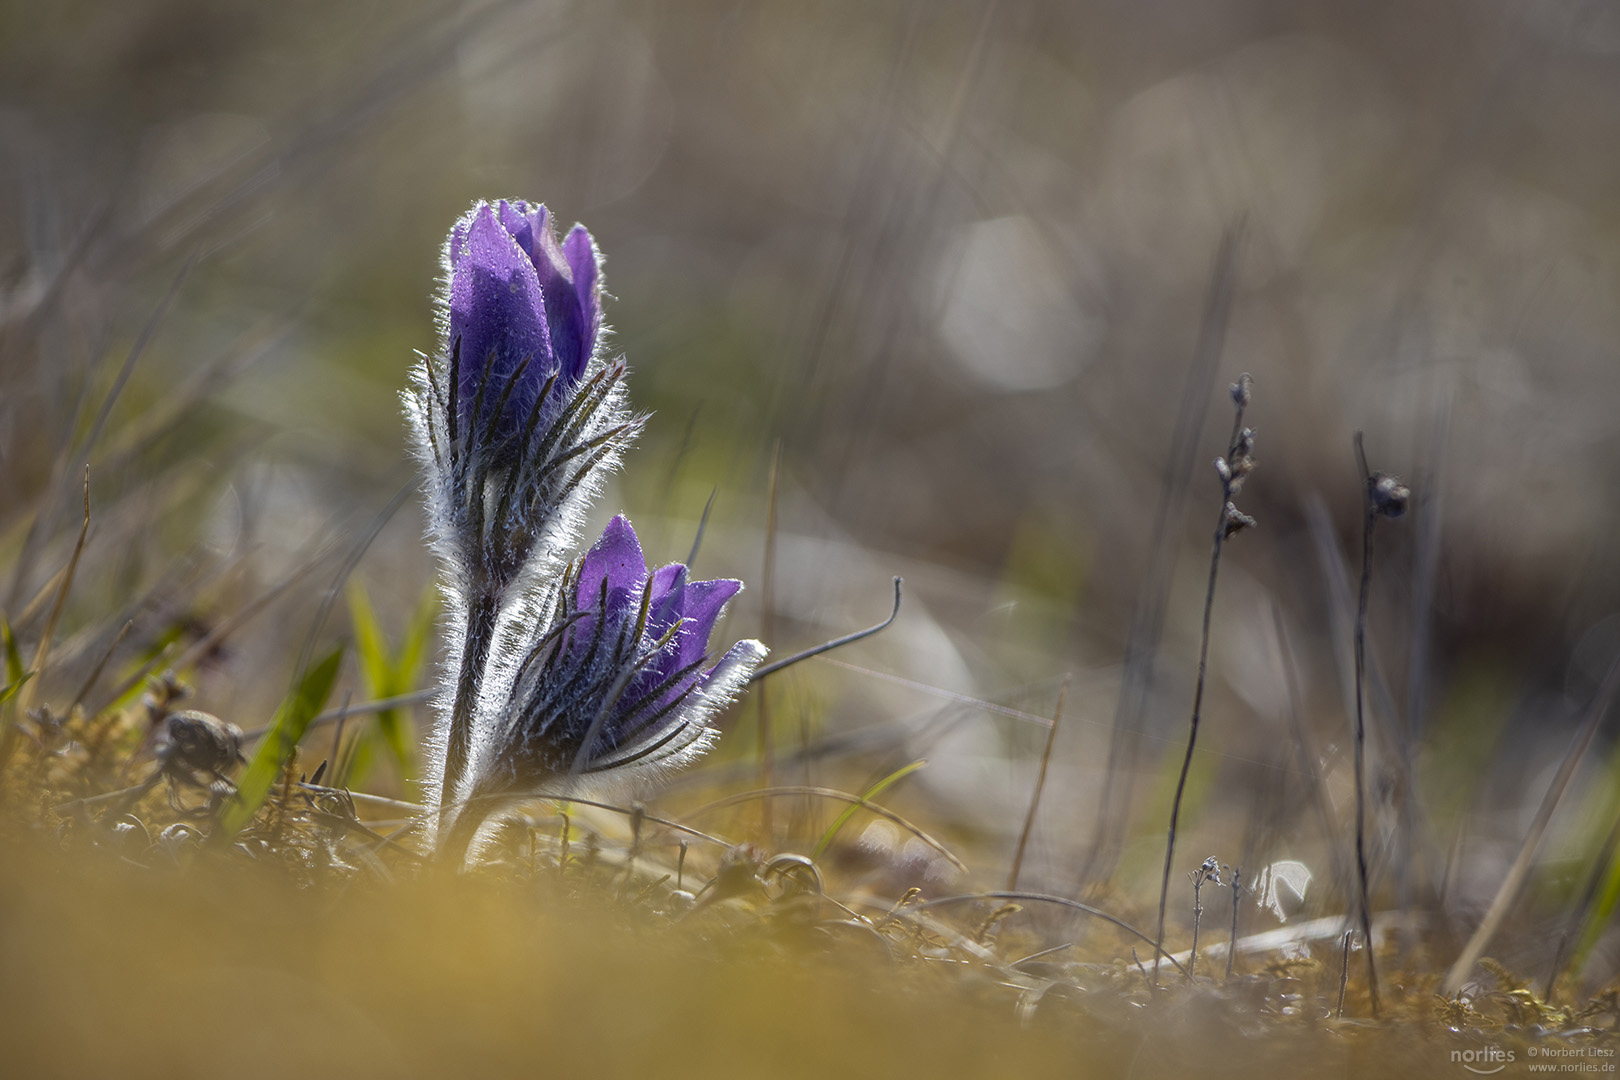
left=1441, top=645, right=1620, bottom=996
left=17, top=468, right=91, bottom=716
left=1008, top=676, right=1068, bottom=891
left=91, top=538, right=335, bottom=714
left=908, top=892, right=1190, bottom=980
left=686, top=785, right=967, bottom=872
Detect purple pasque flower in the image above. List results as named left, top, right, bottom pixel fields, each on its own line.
left=458, top=514, right=765, bottom=810
left=406, top=199, right=641, bottom=826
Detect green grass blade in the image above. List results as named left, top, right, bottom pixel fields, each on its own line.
left=810, top=759, right=927, bottom=861
left=398, top=586, right=439, bottom=684
left=347, top=582, right=390, bottom=696
left=373, top=586, right=438, bottom=775
left=1572, top=818, right=1620, bottom=978
left=218, top=646, right=343, bottom=838
left=0, top=672, right=34, bottom=708
left=344, top=583, right=435, bottom=783
left=2, top=615, right=23, bottom=686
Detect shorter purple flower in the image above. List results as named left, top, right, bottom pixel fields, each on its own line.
left=461, top=515, right=764, bottom=806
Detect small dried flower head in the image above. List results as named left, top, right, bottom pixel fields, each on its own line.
left=460, top=515, right=765, bottom=806
left=1232, top=427, right=1256, bottom=469
left=1230, top=373, right=1252, bottom=408
left=1223, top=502, right=1257, bottom=539
left=1369, top=472, right=1410, bottom=519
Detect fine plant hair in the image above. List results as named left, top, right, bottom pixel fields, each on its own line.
left=1151, top=373, right=1256, bottom=987
left=1351, top=431, right=1408, bottom=1018
left=404, top=209, right=642, bottom=833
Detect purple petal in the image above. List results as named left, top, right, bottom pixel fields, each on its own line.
left=562, top=224, right=601, bottom=370
left=496, top=199, right=591, bottom=386
left=646, top=563, right=688, bottom=639
left=576, top=515, right=647, bottom=611
left=448, top=204, right=554, bottom=437
left=495, top=199, right=548, bottom=263
left=672, top=578, right=741, bottom=672
left=490, top=199, right=589, bottom=383
left=623, top=575, right=740, bottom=717
left=534, top=235, right=584, bottom=383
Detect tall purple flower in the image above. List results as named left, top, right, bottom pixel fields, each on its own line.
left=406, top=199, right=641, bottom=823
left=408, top=199, right=637, bottom=587
left=446, top=515, right=765, bottom=843
left=445, top=200, right=603, bottom=444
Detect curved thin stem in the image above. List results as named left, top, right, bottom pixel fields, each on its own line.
left=751, top=577, right=903, bottom=683
left=684, top=783, right=965, bottom=871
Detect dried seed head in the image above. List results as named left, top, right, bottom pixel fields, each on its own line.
left=158, top=710, right=245, bottom=779
left=1369, top=473, right=1410, bottom=519
left=1232, top=427, right=1256, bottom=467
left=1223, top=503, right=1257, bottom=538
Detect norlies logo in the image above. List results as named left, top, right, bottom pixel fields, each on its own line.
left=1452, top=1046, right=1516, bottom=1074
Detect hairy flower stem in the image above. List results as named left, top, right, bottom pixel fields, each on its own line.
left=441, top=789, right=505, bottom=867
left=1152, top=381, right=1252, bottom=988
left=438, top=588, right=499, bottom=840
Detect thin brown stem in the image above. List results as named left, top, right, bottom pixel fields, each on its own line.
left=1352, top=430, right=1382, bottom=1018
left=1152, top=382, right=1251, bottom=987
left=1008, top=677, right=1069, bottom=891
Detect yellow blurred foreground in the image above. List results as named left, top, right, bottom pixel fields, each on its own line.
left=0, top=837, right=1465, bottom=1080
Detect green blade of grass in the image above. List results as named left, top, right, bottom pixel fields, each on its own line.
left=1571, top=816, right=1620, bottom=979
left=346, top=581, right=390, bottom=784
left=0, top=672, right=34, bottom=708
left=810, top=759, right=927, bottom=861
left=218, top=646, right=343, bottom=839
left=0, top=615, right=32, bottom=770
left=379, top=585, right=438, bottom=774
left=345, top=583, right=435, bottom=783
left=2, top=616, right=23, bottom=686
left=348, top=582, right=388, bottom=693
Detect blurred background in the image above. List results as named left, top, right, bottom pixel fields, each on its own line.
left=5, top=0, right=1620, bottom=977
